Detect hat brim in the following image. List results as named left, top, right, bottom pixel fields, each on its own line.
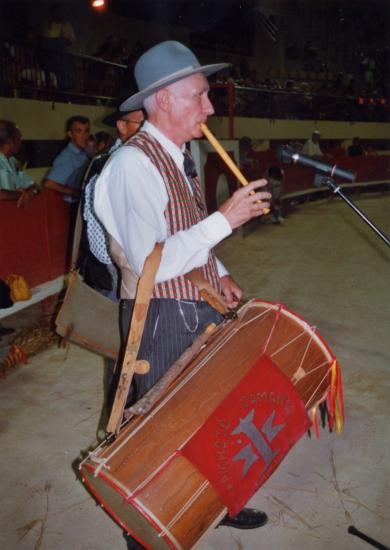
left=120, top=62, right=230, bottom=112
left=102, top=110, right=122, bottom=127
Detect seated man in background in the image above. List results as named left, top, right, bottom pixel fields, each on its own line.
left=0, top=119, right=39, bottom=208
left=43, top=115, right=91, bottom=204
left=302, top=130, right=323, bottom=157
left=348, top=136, right=365, bottom=156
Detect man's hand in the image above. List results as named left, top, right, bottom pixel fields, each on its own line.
left=218, top=179, right=271, bottom=229
left=220, top=274, right=243, bottom=307
left=16, top=188, right=35, bottom=208
left=43, top=179, right=80, bottom=197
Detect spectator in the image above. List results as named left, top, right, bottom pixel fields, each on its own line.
left=43, top=115, right=91, bottom=203
left=81, top=101, right=145, bottom=417
left=42, top=3, right=76, bottom=90
left=87, top=134, right=97, bottom=156
left=95, top=131, right=115, bottom=154
left=0, top=119, right=39, bottom=208
left=93, top=35, right=116, bottom=60
left=239, top=136, right=261, bottom=180
left=348, top=137, right=365, bottom=156
left=267, top=165, right=284, bottom=224
left=302, top=130, right=323, bottom=157
left=81, top=97, right=145, bottom=296
left=42, top=3, right=75, bottom=51
left=366, top=146, right=378, bottom=156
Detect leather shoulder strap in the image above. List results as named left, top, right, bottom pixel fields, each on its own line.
left=106, top=243, right=163, bottom=434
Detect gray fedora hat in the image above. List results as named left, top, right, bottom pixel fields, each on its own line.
left=120, top=41, right=230, bottom=112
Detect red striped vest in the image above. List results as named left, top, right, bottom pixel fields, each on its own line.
left=127, top=131, right=221, bottom=301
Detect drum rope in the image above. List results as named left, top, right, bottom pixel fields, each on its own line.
left=132, top=450, right=180, bottom=495
left=302, top=365, right=333, bottom=408
left=99, top=317, right=254, bottom=464
left=90, top=455, right=110, bottom=476
left=270, top=330, right=308, bottom=358
left=159, top=480, right=210, bottom=535
left=98, top=302, right=333, bottom=466
left=260, top=303, right=282, bottom=354
left=295, top=326, right=315, bottom=372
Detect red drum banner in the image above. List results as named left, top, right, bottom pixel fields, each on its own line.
left=181, top=355, right=311, bottom=516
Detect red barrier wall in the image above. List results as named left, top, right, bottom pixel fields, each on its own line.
left=1, top=155, right=389, bottom=289
left=247, top=152, right=390, bottom=192
left=204, top=153, right=390, bottom=211
left=0, top=190, right=71, bottom=288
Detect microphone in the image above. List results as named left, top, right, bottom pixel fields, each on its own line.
left=277, top=145, right=356, bottom=182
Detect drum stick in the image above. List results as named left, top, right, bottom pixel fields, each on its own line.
left=348, top=526, right=390, bottom=550
left=125, top=322, right=220, bottom=417
left=200, top=123, right=270, bottom=215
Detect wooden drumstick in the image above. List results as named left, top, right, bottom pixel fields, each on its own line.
left=200, top=123, right=270, bottom=214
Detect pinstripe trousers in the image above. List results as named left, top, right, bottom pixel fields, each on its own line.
left=117, top=298, right=223, bottom=403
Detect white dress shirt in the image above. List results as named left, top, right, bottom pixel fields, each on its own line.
left=302, top=138, right=323, bottom=157
left=94, top=121, right=231, bottom=283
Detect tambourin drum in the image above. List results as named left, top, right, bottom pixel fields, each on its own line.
left=80, top=299, right=340, bottom=550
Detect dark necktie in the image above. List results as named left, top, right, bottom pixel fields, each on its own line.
left=183, top=150, right=204, bottom=212
left=183, top=149, right=198, bottom=179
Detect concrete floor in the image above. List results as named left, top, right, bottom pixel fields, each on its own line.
left=1, top=192, right=389, bottom=550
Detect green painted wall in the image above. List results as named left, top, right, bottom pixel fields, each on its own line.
left=1, top=97, right=114, bottom=139
left=2, top=96, right=389, bottom=183
left=3, top=96, right=389, bottom=142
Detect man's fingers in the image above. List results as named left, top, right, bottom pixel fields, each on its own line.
left=245, top=178, right=269, bottom=192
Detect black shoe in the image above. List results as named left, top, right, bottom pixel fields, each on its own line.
left=218, top=507, right=268, bottom=530
left=123, top=532, right=146, bottom=550
left=0, top=325, right=15, bottom=337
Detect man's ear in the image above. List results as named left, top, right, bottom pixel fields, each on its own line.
left=66, top=129, right=72, bottom=141
left=155, top=88, right=172, bottom=113
left=116, top=119, right=125, bottom=133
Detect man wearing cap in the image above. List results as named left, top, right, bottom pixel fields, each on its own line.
left=302, top=130, right=323, bottom=157
left=94, top=41, right=271, bottom=544
left=78, top=102, right=144, bottom=424
left=81, top=100, right=145, bottom=302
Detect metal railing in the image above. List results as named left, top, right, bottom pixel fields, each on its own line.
left=1, top=41, right=128, bottom=105
left=1, top=41, right=389, bottom=126
left=211, top=83, right=389, bottom=126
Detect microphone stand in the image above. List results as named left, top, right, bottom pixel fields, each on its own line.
left=315, top=174, right=390, bottom=247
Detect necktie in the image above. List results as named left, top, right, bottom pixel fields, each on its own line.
left=183, top=149, right=198, bottom=179
left=183, top=150, right=204, bottom=211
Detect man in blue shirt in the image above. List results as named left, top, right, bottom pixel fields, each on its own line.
left=0, top=119, right=39, bottom=208
left=43, top=115, right=91, bottom=202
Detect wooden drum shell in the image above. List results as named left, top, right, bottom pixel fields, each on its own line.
left=80, top=300, right=335, bottom=549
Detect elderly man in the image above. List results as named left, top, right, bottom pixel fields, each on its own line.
left=43, top=115, right=91, bottom=201
left=0, top=119, right=39, bottom=207
left=95, top=41, right=271, bottom=546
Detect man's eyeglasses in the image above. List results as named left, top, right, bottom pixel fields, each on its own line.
left=121, top=119, right=145, bottom=128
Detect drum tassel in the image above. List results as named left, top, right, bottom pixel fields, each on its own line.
left=327, top=360, right=344, bottom=433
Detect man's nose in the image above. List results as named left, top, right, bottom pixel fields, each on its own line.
left=202, top=95, right=214, bottom=115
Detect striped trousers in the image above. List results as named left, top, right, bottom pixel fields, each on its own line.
left=117, top=298, right=223, bottom=403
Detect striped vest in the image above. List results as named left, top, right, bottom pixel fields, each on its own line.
left=127, top=131, right=221, bottom=301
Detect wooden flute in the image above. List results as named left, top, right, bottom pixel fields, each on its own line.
left=200, top=123, right=270, bottom=214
